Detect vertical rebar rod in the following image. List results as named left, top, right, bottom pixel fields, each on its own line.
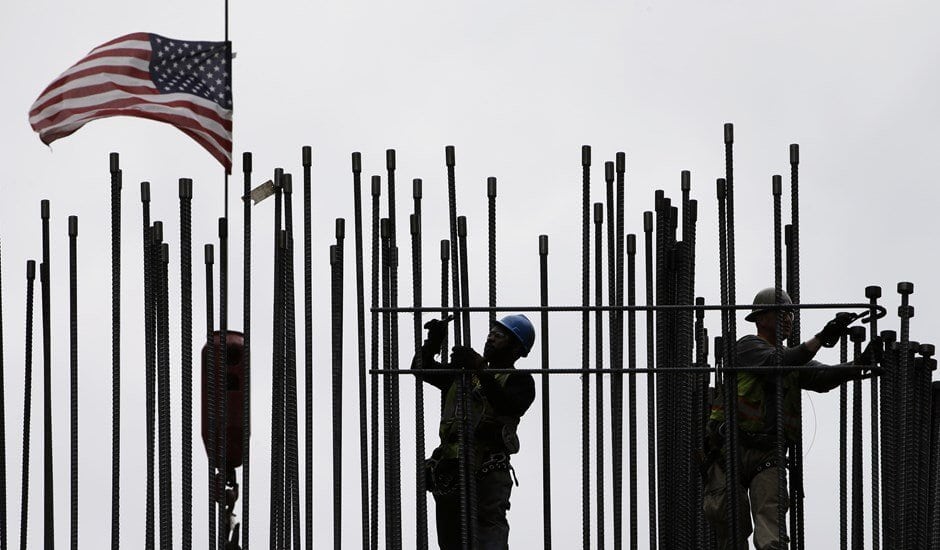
left=386, top=151, right=404, bottom=550
left=593, top=202, right=606, bottom=550
left=157, top=241, right=174, bottom=550
left=331, top=219, right=346, bottom=550
left=897, top=282, right=914, bottom=547
left=179, top=179, right=194, bottom=550
left=626, top=233, right=638, bottom=550
left=242, top=152, right=252, bottom=550
left=351, top=153, right=370, bottom=550
left=270, top=177, right=285, bottom=549
left=140, top=184, right=156, bottom=550
left=580, top=145, right=591, bottom=550
left=850, top=327, right=865, bottom=550
left=217, top=216, right=229, bottom=550
left=488, top=177, right=497, bottom=325
left=866, top=285, right=881, bottom=550
left=205, top=244, right=217, bottom=550
left=456, top=216, right=476, bottom=546
left=788, top=143, right=805, bottom=550
left=380, top=219, right=395, bottom=549
left=68, top=216, right=78, bottom=550
left=716, top=178, right=742, bottom=547
left=445, top=146, right=462, bottom=347
left=40, top=199, right=53, bottom=550
left=108, top=156, right=120, bottom=550
left=411, top=179, right=429, bottom=550
left=643, top=212, right=657, bottom=550
left=539, top=235, right=552, bottom=550
left=369, top=176, right=381, bottom=550
left=773, top=175, right=788, bottom=547
left=18, top=261, right=35, bottom=550
left=840, top=334, right=848, bottom=550
left=653, top=193, right=667, bottom=550
left=0, top=208, right=5, bottom=550
left=303, top=146, right=314, bottom=550
left=284, top=177, right=302, bottom=550
left=929, top=381, right=940, bottom=547
left=616, top=154, right=628, bottom=550
left=604, top=163, right=618, bottom=550
left=440, top=239, right=450, bottom=415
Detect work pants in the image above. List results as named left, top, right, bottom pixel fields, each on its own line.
left=703, top=445, right=789, bottom=550
left=434, top=469, right=513, bottom=550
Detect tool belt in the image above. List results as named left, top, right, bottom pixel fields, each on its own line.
left=478, top=452, right=520, bottom=486
left=699, top=421, right=789, bottom=485
left=426, top=451, right=519, bottom=496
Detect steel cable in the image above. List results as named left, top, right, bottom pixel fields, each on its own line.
left=18, top=261, right=35, bottom=550
left=68, top=216, right=78, bottom=550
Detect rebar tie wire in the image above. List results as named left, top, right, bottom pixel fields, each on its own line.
left=351, top=153, right=370, bottom=550
left=179, top=179, right=194, bottom=550
left=109, top=157, right=120, bottom=550
left=19, top=261, right=35, bottom=550
left=580, top=145, right=591, bottom=550
left=68, top=216, right=79, bottom=550
left=242, top=152, right=253, bottom=550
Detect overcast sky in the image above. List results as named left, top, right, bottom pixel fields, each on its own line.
left=2, top=1, right=940, bottom=548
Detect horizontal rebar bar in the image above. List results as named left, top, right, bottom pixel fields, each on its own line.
left=372, top=363, right=880, bottom=375
left=374, top=303, right=886, bottom=315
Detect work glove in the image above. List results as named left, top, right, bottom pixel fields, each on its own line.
left=450, top=345, right=486, bottom=371
left=423, top=315, right=453, bottom=351
left=816, top=312, right=856, bottom=348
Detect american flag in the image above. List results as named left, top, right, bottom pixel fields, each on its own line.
left=29, top=32, right=233, bottom=172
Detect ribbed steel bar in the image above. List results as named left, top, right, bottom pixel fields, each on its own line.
left=866, top=285, right=881, bottom=550
left=386, top=151, right=404, bottom=550
left=773, top=175, right=788, bottom=548
left=879, top=330, right=897, bottom=547
left=381, top=219, right=394, bottom=549
left=693, top=297, right=709, bottom=547
left=538, top=235, right=552, bottom=549
left=157, top=240, right=173, bottom=550
left=440, top=240, right=450, bottom=416
left=331, top=219, right=346, bottom=550
left=40, top=199, right=53, bottom=550
left=456, top=216, right=476, bottom=546
left=916, top=345, right=934, bottom=548
left=488, top=177, right=497, bottom=325
left=716, top=178, right=742, bottom=547
left=929, top=381, right=940, bottom=547
left=68, top=216, right=78, bottom=550
left=285, top=180, right=302, bottom=550
left=205, top=244, right=218, bottom=550
left=626, top=233, right=638, bottom=550
left=850, top=327, right=865, bottom=550
left=642, top=211, right=657, bottom=550
left=369, top=175, right=380, bottom=550
left=593, top=202, right=605, bottom=550
left=0, top=212, right=5, bottom=550
left=270, top=177, right=285, bottom=548
left=616, top=154, right=629, bottom=550
left=898, top=283, right=913, bottom=547
left=411, top=180, right=429, bottom=550
left=580, top=145, right=591, bottom=550
left=303, top=147, right=314, bottom=550
left=678, top=174, right=695, bottom=550
left=376, top=302, right=886, bottom=315
left=139, top=186, right=155, bottom=550
left=18, top=261, right=35, bottom=550
left=788, top=143, right=805, bottom=550
left=351, top=153, right=370, bottom=550
left=179, top=179, right=194, bottom=550
left=242, top=152, right=252, bottom=550
left=217, top=218, right=230, bottom=550
left=654, top=192, right=668, bottom=549
left=108, top=156, right=119, bottom=550
left=604, top=161, right=619, bottom=550
left=840, top=333, right=848, bottom=550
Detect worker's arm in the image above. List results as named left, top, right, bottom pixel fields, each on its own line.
left=737, top=334, right=820, bottom=371
left=477, top=371, right=536, bottom=417
left=799, top=338, right=882, bottom=392
left=411, top=343, right=454, bottom=391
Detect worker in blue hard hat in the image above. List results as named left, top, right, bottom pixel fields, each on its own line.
left=413, top=313, right=536, bottom=550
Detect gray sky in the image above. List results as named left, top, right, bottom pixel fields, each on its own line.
left=2, top=1, right=939, bottom=547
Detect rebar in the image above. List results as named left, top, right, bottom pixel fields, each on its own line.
left=68, top=216, right=78, bottom=550
left=593, top=202, right=605, bottom=550
left=788, top=143, right=805, bottom=550
left=303, top=146, right=314, bottom=550
left=179, top=179, right=194, bottom=550
left=0, top=213, right=5, bottom=550
left=411, top=180, right=430, bottom=550
left=18, top=261, right=35, bottom=550
left=242, top=151, right=252, bottom=550
left=456, top=216, right=477, bottom=546
left=538, top=235, right=552, bottom=549
left=850, top=327, right=865, bottom=550
left=157, top=241, right=173, bottom=550
left=603, top=162, right=618, bottom=550
left=205, top=244, right=218, bottom=550
left=217, top=216, right=230, bottom=550
left=331, top=218, right=346, bottom=549
left=488, top=177, right=497, bottom=325
left=284, top=177, right=302, bottom=550
left=40, top=199, right=54, bottom=550
left=643, top=211, right=657, bottom=550
left=840, top=334, right=848, bottom=550
left=773, top=175, right=787, bottom=547
left=626, top=233, right=638, bottom=550
left=866, top=285, right=881, bottom=550
left=370, top=175, right=381, bottom=550
left=351, top=153, right=370, bottom=550
left=386, top=150, right=404, bottom=549
left=898, top=282, right=913, bottom=546
left=580, top=145, right=591, bottom=550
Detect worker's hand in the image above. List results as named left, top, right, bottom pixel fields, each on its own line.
left=854, top=336, right=883, bottom=367
left=451, top=346, right=485, bottom=371
left=816, top=312, right=855, bottom=348
left=423, top=315, right=453, bottom=351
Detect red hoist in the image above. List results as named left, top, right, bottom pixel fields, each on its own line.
left=202, top=331, right=247, bottom=549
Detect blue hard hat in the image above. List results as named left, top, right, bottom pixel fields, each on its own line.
left=494, top=314, right=536, bottom=357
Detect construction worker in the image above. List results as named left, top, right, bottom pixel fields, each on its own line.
left=413, top=314, right=536, bottom=550
left=702, top=288, right=881, bottom=550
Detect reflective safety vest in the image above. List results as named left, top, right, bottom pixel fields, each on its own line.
left=436, top=373, right=521, bottom=466
left=709, top=370, right=802, bottom=440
